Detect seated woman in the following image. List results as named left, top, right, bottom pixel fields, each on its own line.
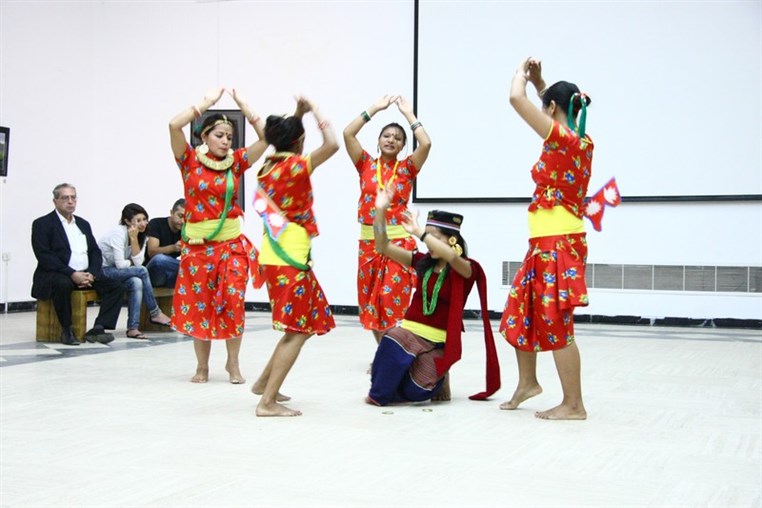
left=366, top=187, right=501, bottom=406
left=98, top=203, right=171, bottom=339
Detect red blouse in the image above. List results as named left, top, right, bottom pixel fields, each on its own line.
left=355, top=150, right=419, bottom=225
left=528, top=121, right=594, bottom=219
left=257, top=153, right=319, bottom=238
left=176, top=144, right=251, bottom=223
left=404, top=252, right=476, bottom=330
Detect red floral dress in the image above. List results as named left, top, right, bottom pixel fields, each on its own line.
left=258, top=153, right=335, bottom=336
left=355, top=150, right=419, bottom=331
left=171, top=144, right=260, bottom=340
left=500, top=121, right=594, bottom=352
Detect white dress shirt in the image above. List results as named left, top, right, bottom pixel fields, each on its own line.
left=56, top=210, right=89, bottom=271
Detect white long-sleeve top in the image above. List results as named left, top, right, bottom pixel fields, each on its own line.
left=98, top=224, right=146, bottom=268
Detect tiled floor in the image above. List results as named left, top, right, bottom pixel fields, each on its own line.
left=0, top=309, right=760, bottom=507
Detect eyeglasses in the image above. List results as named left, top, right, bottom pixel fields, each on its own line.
left=57, top=195, right=77, bottom=201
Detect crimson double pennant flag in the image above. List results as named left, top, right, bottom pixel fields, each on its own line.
left=253, top=186, right=288, bottom=240
left=583, top=177, right=621, bottom=232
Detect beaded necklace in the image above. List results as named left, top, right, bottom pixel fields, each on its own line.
left=196, top=147, right=234, bottom=171
left=375, top=158, right=399, bottom=190
left=422, top=265, right=449, bottom=316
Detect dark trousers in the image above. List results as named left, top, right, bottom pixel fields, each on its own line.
left=48, top=273, right=123, bottom=330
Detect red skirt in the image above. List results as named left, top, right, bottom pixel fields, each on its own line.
left=499, top=233, right=588, bottom=352
left=357, top=238, right=417, bottom=331
left=171, top=235, right=260, bottom=340
left=262, top=265, right=335, bottom=336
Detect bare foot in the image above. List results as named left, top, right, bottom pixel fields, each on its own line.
left=225, top=364, right=246, bottom=384
left=255, top=402, right=302, bottom=417
left=191, top=367, right=209, bottom=383
left=250, top=382, right=291, bottom=402
left=432, top=374, right=451, bottom=402
left=499, top=384, right=543, bottom=410
left=535, top=403, right=587, bottom=420
left=365, top=395, right=381, bottom=406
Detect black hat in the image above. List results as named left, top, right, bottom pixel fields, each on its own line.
left=426, top=210, right=463, bottom=232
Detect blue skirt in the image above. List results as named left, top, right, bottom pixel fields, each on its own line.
left=368, top=327, right=446, bottom=406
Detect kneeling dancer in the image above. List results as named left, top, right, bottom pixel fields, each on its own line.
left=366, top=187, right=500, bottom=406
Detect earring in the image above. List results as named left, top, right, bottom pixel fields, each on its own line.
left=448, top=236, right=463, bottom=256
left=198, top=143, right=209, bottom=155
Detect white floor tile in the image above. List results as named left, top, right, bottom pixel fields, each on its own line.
left=0, top=310, right=760, bottom=507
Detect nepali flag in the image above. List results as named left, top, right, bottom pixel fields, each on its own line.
left=253, top=186, right=288, bottom=241
left=583, top=177, right=621, bottom=232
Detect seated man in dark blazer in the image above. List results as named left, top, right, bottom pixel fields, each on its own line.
left=31, top=183, right=124, bottom=345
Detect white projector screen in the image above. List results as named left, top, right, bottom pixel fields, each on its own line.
left=415, top=1, right=762, bottom=200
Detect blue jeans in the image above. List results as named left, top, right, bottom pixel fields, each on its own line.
left=101, top=266, right=160, bottom=330
left=145, top=254, right=180, bottom=288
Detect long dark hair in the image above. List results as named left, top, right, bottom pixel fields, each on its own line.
left=415, top=228, right=469, bottom=277
left=541, top=81, right=592, bottom=120
left=265, top=115, right=305, bottom=152
left=119, top=203, right=149, bottom=248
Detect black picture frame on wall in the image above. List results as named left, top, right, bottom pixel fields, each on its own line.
left=189, top=110, right=246, bottom=210
left=0, top=126, right=9, bottom=177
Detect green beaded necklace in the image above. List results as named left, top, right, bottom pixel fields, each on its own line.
left=422, top=265, right=449, bottom=316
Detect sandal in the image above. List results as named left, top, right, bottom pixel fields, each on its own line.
left=126, top=330, right=148, bottom=339
left=149, top=314, right=171, bottom=327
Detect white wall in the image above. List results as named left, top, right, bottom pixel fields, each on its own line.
left=416, top=0, right=762, bottom=199
left=1, top=0, right=760, bottom=321
left=0, top=0, right=414, bottom=311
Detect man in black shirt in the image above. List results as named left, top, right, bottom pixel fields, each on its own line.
left=145, top=198, right=184, bottom=287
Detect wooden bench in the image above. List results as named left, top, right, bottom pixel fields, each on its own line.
left=139, top=286, right=175, bottom=332
left=36, top=289, right=99, bottom=342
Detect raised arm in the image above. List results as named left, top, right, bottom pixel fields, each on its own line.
left=300, top=96, right=339, bottom=169
left=228, top=88, right=269, bottom=164
left=395, top=96, right=431, bottom=170
left=509, top=57, right=553, bottom=139
left=342, top=95, right=397, bottom=165
left=373, top=186, right=414, bottom=267
left=169, top=88, right=225, bottom=159
left=404, top=212, right=472, bottom=279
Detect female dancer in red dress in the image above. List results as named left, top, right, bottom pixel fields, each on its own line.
left=250, top=96, right=339, bottom=417
left=499, top=58, right=593, bottom=420
left=343, top=95, right=432, bottom=354
left=169, top=88, right=268, bottom=384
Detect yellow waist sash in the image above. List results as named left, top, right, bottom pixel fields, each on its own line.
left=528, top=206, right=585, bottom=238
left=260, top=222, right=311, bottom=266
left=400, top=319, right=446, bottom=344
left=360, top=224, right=410, bottom=241
left=184, top=219, right=241, bottom=244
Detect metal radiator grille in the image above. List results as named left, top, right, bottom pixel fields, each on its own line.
left=502, top=262, right=762, bottom=293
